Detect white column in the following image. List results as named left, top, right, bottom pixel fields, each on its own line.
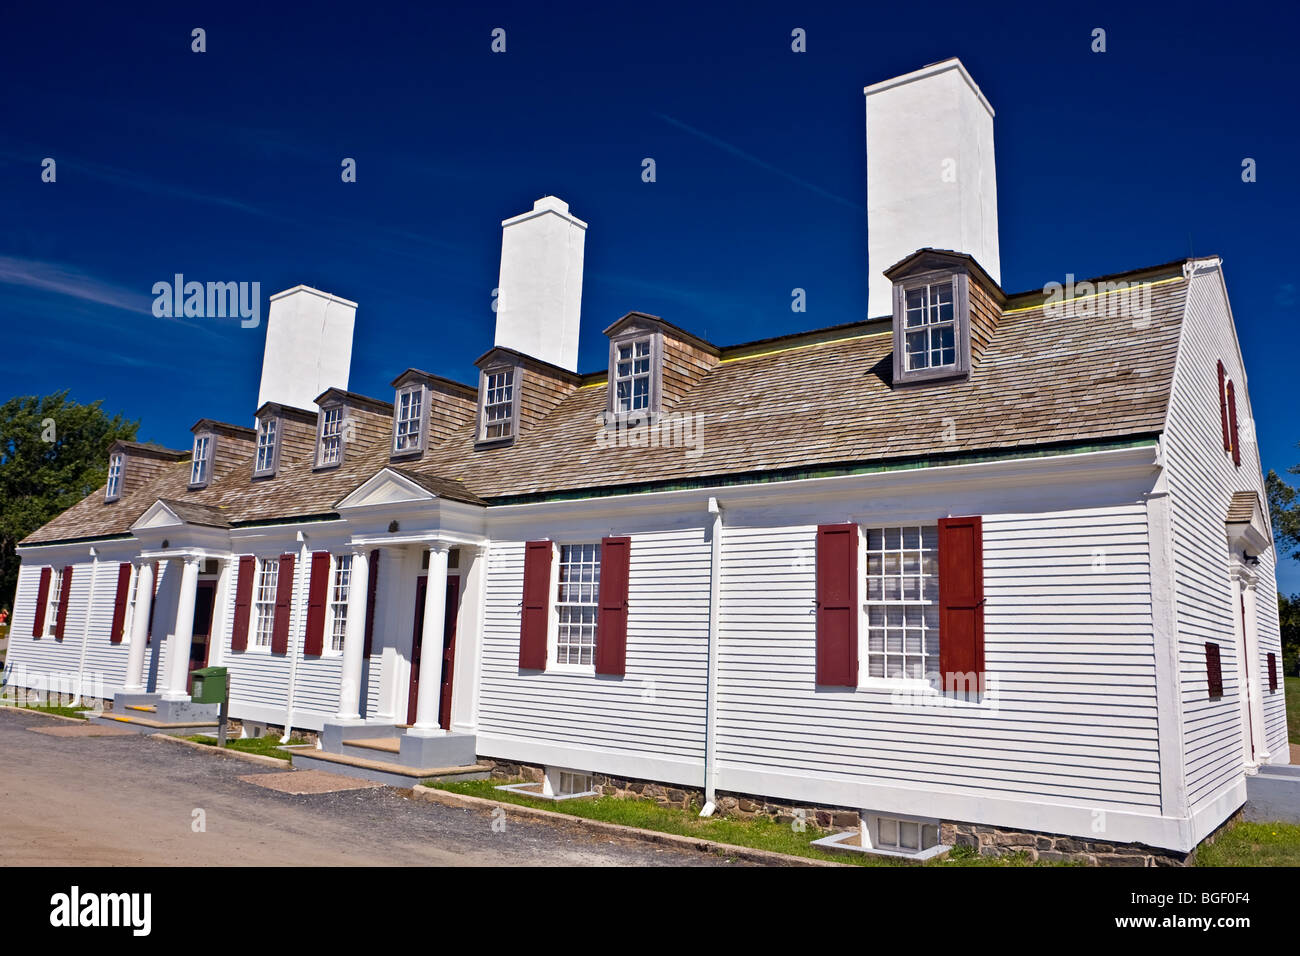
left=163, top=556, right=201, bottom=700
left=409, top=544, right=449, bottom=736
left=123, top=561, right=155, bottom=693
left=1230, top=566, right=1255, bottom=770
left=336, top=546, right=371, bottom=722
left=1242, top=573, right=1271, bottom=764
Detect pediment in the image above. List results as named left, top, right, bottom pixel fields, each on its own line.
left=130, top=500, right=186, bottom=531
left=335, top=468, right=438, bottom=510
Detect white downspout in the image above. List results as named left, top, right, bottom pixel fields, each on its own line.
left=699, top=497, right=724, bottom=816
left=71, top=546, right=100, bottom=708
left=280, top=531, right=309, bottom=743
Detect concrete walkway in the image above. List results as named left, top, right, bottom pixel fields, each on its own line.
left=0, top=708, right=744, bottom=866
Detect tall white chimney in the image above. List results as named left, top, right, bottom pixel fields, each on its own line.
left=865, top=58, right=1000, bottom=317
left=256, top=285, right=356, bottom=412
left=494, top=196, right=586, bottom=372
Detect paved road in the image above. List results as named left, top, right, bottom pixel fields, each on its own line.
left=0, top=709, right=743, bottom=866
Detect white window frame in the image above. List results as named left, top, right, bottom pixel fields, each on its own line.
left=318, top=405, right=345, bottom=467
left=254, top=417, right=279, bottom=477
left=870, top=813, right=943, bottom=855
left=859, top=524, right=940, bottom=691
left=44, top=566, right=64, bottom=637
left=547, top=541, right=600, bottom=674
left=190, top=434, right=212, bottom=487
left=251, top=557, right=279, bottom=651
left=891, top=270, right=971, bottom=384
left=613, top=336, right=653, bottom=414
left=479, top=367, right=517, bottom=443
left=393, top=385, right=425, bottom=455
left=105, top=453, right=123, bottom=501
left=325, top=553, right=352, bottom=655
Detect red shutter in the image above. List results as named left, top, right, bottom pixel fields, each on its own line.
left=1268, top=653, right=1278, bottom=693
left=816, top=524, right=858, bottom=686
left=519, top=540, right=552, bottom=670
left=230, top=556, right=256, bottom=652
left=1205, top=642, right=1224, bottom=699
left=109, top=563, right=132, bottom=643
left=146, top=562, right=159, bottom=644
left=54, top=566, right=74, bottom=641
left=1226, top=380, right=1240, bottom=467
left=938, top=516, right=985, bottom=695
left=303, top=551, right=331, bottom=657
left=596, top=537, right=631, bottom=676
left=33, top=567, right=52, bottom=637
left=363, top=549, right=379, bottom=657
left=271, top=553, right=295, bottom=654
left=1217, top=360, right=1231, bottom=452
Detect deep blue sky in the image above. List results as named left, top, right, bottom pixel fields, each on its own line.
left=2, top=2, right=1297, bottom=589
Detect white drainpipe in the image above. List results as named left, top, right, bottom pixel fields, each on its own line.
left=699, top=497, right=724, bottom=816
left=280, top=531, right=309, bottom=743
left=71, top=546, right=100, bottom=708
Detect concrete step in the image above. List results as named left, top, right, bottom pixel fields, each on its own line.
left=1245, top=764, right=1300, bottom=823
left=90, top=713, right=219, bottom=736
left=125, top=705, right=157, bottom=713
left=289, top=748, right=490, bottom=788
left=342, top=737, right=402, bottom=756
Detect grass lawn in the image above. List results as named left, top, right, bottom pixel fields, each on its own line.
left=1287, top=677, right=1298, bottom=745
left=1194, top=821, right=1300, bottom=866
left=1, top=701, right=89, bottom=720
left=185, top=734, right=309, bottom=759
left=423, top=778, right=1068, bottom=867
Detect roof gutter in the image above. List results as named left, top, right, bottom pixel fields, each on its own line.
left=699, top=496, right=724, bottom=816
left=70, top=546, right=100, bottom=708
left=280, top=530, right=310, bottom=743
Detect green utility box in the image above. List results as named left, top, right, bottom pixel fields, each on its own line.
left=190, top=666, right=228, bottom=704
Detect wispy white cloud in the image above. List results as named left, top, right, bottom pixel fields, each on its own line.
left=0, top=255, right=152, bottom=315
left=655, top=113, right=864, bottom=212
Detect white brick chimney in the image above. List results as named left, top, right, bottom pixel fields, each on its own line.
left=865, top=58, right=1000, bottom=317
left=256, top=285, right=356, bottom=412
left=494, top=196, right=587, bottom=372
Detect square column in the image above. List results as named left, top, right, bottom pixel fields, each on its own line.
left=335, top=545, right=372, bottom=722
left=408, top=544, right=449, bottom=737
left=123, top=560, right=154, bottom=693
left=162, top=556, right=202, bottom=701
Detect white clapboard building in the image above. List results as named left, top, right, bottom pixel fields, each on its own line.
left=4, top=59, right=1287, bottom=862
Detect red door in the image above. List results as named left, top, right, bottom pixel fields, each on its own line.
left=186, top=582, right=217, bottom=693
left=439, top=578, right=461, bottom=729
left=406, top=577, right=427, bottom=726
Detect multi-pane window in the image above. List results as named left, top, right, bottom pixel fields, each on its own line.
left=255, top=417, right=278, bottom=474
left=319, top=407, right=344, bottom=465
left=555, top=543, right=600, bottom=666
left=877, top=816, right=941, bottom=854
left=253, top=558, right=279, bottom=648
left=483, top=369, right=515, bottom=441
left=903, top=281, right=956, bottom=371
left=864, top=526, right=939, bottom=681
left=328, top=554, right=352, bottom=653
left=394, top=387, right=423, bottom=452
left=191, top=435, right=211, bottom=485
left=105, top=453, right=123, bottom=500
left=45, top=567, right=64, bottom=635
left=614, top=338, right=652, bottom=414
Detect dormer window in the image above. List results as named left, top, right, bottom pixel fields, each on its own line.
left=190, top=434, right=213, bottom=488
left=480, top=367, right=517, bottom=443
left=393, top=386, right=425, bottom=455
left=603, top=316, right=668, bottom=422
left=614, top=338, right=653, bottom=414
left=254, top=416, right=279, bottom=477
left=105, top=452, right=123, bottom=502
left=317, top=406, right=344, bottom=467
left=890, top=267, right=972, bottom=385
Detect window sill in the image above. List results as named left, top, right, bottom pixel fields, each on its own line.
left=389, top=447, right=424, bottom=461
left=474, top=436, right=515, bottom=450
left=856, top=676, right=937, bottom=693
left=545, top=663, right=596, bottom=676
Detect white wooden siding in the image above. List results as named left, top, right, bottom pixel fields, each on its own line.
left=1163, top=266, right=1288, bottom=802
left=715, top=504, right=1163, bottom=812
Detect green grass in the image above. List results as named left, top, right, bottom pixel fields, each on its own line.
left=1194, top=821, right=1300, bottom=867
left=423, top=779, right=1062, bottom=866
left=1, top=701, right=90, bottom=720
left=185, top=734, right=309, bottom=759
left=1286, top=677, right=1299, bottom=745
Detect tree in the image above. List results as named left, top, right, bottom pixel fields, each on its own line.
left=0, top=392, right=138, bottom=611
left=1280, top=593, right=1300, bottom=677
left=1266, top=460, right=1300, bottom=562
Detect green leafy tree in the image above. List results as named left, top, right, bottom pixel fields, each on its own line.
left=1281, top=593, right=1300, bottom=678
left=0, top=392, right=138, bottom=610
left=1267, top=464, right=1300, bottom=562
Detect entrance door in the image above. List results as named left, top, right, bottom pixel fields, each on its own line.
left=438, top=578, right=461, bottom=730
left=186, top=581, right=217, bottom=693
left=406, top=577, right=427, bottom=726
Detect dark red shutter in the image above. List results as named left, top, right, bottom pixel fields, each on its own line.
left=1217, top=360, right=1230, bottom=452
left=303, top=551, right=331, bottom=657
left=230, top=556, right=255, bottom=652
left=363, top=549, right=379, bottom=657
left=596, top=537, right=631, bottom=676
left=33, top=567, right=52, bottom=637
left=53, top=566, right=74, bottom=641
left=938, top=516, right=985, bottom=695
left=519, top=540, right=552, bottom=670
left=816, top=524, right=858, bottom=686
left=146, top=562, right=159, bottom=644
left=1267, top=653, right=1278, bottom=693
left=1226, top=380, right=1240, bottom=467
left=109, top=563, right=132, bottom=643
left=1205, top=642, right=1224, bottom=699
left=271, top=553, right=295, bottom=654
